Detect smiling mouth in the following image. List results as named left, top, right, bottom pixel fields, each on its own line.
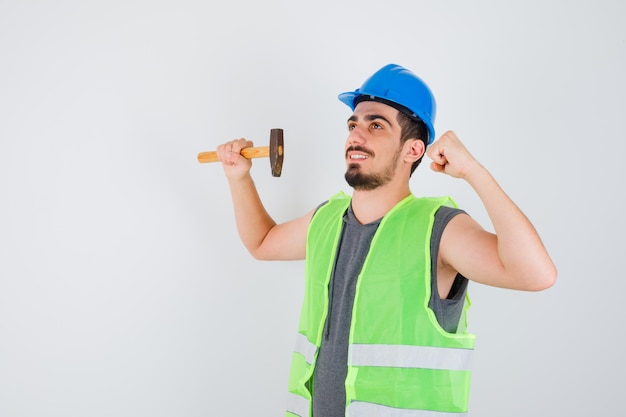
left=346, top=146, right=373, bottom=160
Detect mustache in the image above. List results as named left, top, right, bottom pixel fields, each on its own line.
left=346, top=145, right=374, bottom=158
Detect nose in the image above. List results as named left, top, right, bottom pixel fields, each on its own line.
left=347, top=126, right=366, bottom=146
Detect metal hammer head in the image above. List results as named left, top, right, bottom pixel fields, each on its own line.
left=269, top=128, right=284, bottom=177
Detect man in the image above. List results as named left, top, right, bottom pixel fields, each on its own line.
left=215, top=64, right=556, bottom=417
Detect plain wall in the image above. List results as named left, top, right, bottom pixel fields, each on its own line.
left=1, top=0, right=624, bottom=415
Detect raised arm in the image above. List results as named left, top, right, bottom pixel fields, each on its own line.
left=217, top=138, right=312, bottom=261
left=427, top=131, right=557, bottom=291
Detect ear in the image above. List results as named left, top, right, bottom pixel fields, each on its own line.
left=403, top=139, right=425, bottom=163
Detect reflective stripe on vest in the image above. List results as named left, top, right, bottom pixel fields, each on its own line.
left=294, top=333, right=317, bottom=365
left=349, top=344, right=473, bottom=371
left=286, top=392, right=310, bottom=417
left=347, top=401, right=468, bottom=417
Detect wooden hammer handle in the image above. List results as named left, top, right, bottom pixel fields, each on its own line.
left=197, top=146, right=270, bottom=163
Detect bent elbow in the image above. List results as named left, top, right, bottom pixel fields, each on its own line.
left=527, top=263, right=558, bottom=291
left=247, top=244, right=280, bottom=261
left=248, top=246, right=268, bottom=261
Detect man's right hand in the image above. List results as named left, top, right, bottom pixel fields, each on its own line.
left=216, top=138, right=254, bottom=180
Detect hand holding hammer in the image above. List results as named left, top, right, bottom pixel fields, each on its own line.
left=198, top=128, right=284, bottom=177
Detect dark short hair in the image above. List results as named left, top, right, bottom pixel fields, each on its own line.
left=396, top=111, right=428, bottom=175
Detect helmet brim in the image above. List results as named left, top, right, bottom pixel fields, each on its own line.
left=338, top=91, right=359, bottom=110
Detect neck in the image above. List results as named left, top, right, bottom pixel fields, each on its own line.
left=350, top=182, right=411, bottom=224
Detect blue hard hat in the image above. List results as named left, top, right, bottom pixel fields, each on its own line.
left=338, top=64, right=437, bottom=144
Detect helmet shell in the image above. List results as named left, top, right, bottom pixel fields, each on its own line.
left=338, top=64, right=437, bottom=144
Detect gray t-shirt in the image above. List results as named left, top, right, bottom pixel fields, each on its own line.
left=311, top=204, right=468, bottom=417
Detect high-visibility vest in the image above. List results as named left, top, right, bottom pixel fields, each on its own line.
left=286, top=192, right=476, bottom=417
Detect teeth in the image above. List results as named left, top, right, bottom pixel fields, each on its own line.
left=351, top=155, right=368, bottom=159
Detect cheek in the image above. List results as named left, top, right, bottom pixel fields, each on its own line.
left=386, top=140, right=404, bottom=154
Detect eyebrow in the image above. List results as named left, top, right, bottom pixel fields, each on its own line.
left=347, top=114, right=393, bottom=126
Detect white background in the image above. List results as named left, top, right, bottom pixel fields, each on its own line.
left=1, top=0, right=624, bottom=416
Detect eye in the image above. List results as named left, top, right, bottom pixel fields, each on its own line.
left=347, top=122, right=356, bottom=131
left=371, top=122, right=382, bottom=130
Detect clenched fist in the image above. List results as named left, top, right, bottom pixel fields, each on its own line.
left=426, top=130, right=482, bottom=180
left=217, top=138, right=254, bottom=181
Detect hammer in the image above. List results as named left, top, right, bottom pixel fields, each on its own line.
left=197, top=128, right=284, bottom=177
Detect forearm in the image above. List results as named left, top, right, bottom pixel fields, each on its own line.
left=227, top=173, right=276, bottom=257
left=465, top=163, right=557, bottom=290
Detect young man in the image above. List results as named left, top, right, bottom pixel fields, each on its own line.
left=216, top=64, right=556, bottom=417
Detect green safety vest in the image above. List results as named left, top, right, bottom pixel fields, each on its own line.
left=286, top=192, right=476, bottom=417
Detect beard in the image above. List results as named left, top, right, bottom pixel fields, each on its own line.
left=344, top=146, right=401, bottom=191
left=345, top=165, right=391, bottom=190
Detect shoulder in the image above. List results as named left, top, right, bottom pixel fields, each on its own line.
left=312, top=192, right=351, bottom=220
left=431, top=206, right=468, bottom=247
left=434, top=205, right=466, bottom=226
